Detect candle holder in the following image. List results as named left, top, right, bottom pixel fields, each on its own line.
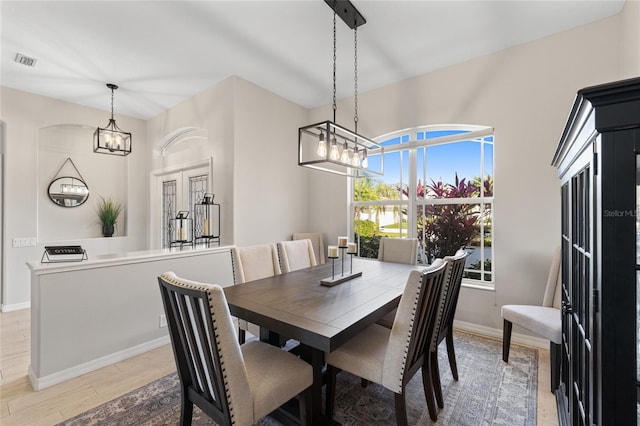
left=327, top=254, right=339, bottom=281
left=347, top=242, right=357, bottom=274
left=321, top=241, right=362, bottom=287
left=169, top=211, right=193, bottom=248
left=194, top=193, right=221, bottom=247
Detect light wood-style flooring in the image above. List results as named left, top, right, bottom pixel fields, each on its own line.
left=1, top=309, right=558, bottom=425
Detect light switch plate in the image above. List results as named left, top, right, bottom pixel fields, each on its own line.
left=12, top=237, right=37, bottom=247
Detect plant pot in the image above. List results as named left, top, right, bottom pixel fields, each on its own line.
left=102, top=224, right=114, bottom=237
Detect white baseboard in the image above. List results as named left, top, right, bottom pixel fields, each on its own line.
left=1, top=301, right=30, bottom=312
left=453, top=319, right=550, bottom=350
left=28, top=335, right=171, bottom=391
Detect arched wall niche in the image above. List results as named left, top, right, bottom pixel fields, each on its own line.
left=38, top=124, right=128, bottom=240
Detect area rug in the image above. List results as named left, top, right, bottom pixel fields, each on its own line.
left=58, top=331, right=537, bottom=425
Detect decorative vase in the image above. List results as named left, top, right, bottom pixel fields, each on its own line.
left=102, top=224, right=114, bottom=237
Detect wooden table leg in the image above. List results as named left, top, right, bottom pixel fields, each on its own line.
left=259, top=327, right=281, bottom=346
left=299, top=344, right=341, bottom=426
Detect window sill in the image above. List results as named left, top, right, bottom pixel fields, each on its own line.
left=461, top=279, right=495, bottom=292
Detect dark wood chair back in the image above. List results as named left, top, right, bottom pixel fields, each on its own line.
left=428, top=249, right=468, bottom=410
left=402, top=259, right=448, bottom=383
left=158, top=274, right=232, bottom=426
left=434, top=249, right=468, bottom=350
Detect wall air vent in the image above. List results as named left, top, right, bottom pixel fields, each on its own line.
left=14, top=53, right=37, bottom=67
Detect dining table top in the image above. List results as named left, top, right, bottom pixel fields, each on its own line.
left=223, top=257, right=420, bottom=353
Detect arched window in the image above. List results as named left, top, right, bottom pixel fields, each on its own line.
left=351, top=124, right=494, bottom=286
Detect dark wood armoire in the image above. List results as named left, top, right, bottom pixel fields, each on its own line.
left=552, top=77, right=640, bottom=425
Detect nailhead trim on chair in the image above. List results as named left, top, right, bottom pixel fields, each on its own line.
left=395, top=271, right=423, bottom=391
left=276, top=244, right=283, bottom=272
left=429, top=251, right=466, bottom=352
left=230, top=249, right=239, bottom=284
left=429, top=264, right=453, bottom=352
left=160, top=273, right=243, bottom=425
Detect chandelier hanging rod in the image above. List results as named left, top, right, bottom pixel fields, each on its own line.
left=106, top=83, right=118, bottom=120
left=324, top=0, right=366, bottom=29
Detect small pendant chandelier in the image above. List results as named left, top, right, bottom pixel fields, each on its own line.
left=93, top=83, right=132, bottom=156
left=298, top=0, right=383, bottom=177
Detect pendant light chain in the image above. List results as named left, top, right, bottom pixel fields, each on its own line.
left=110, top=86, right=115, bottom=121
left=353, top=26, right=358, bottom=133
left=332, top=9, right=337, bottom=123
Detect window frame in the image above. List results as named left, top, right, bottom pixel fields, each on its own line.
left=349, top=124, right=495, bottom=289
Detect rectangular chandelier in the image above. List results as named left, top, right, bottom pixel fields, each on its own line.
left=94, top=120, right=132, bottom=156
left=93, top=83, right=132, bottom=156
left=298, top=120, right=383, bottom=178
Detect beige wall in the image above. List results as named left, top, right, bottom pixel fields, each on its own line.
left=621, top=0, right=640, bottom=77
left=308, top=9, right=629, bottom=332
left=1, top=87, right=148, bottom=309
left=232, top=78, right=310, bottom=246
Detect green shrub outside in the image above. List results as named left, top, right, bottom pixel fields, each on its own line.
left=356, top=234, right=382, bottom=259
left=354, top=219, right=377, bottom=237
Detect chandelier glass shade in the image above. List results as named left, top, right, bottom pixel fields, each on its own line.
left=298, top=120, right=382, bottom=177
left=93, top=83, right=132, bottom=156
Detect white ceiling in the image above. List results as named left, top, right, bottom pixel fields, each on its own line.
left=1, top=1, right=625, bottom=120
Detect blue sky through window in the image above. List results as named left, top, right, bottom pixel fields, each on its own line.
left=373, top=130, right=493, bottom=188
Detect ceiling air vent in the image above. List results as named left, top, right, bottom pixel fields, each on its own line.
left=14, top=53, right=37, bottom=67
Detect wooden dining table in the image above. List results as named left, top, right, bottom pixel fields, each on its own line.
left=223, top=257, right=419, bottom=424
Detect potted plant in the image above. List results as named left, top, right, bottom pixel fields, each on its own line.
left=97, top=196, right=122, bottom=237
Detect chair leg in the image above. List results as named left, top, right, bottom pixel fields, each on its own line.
left=431, top=350, right=444, bottom=409
left=238, top=327, right=246, bottom=345
left=550, top=342, right=561, bottom=392
left=502, top=319, right=513, bottom=363
left=179, top=394, right=194, bottom=426
left=421, top=361, right=438, bottom=421
left=394, top=391, right=409, bottom=426
left=298, top=386, right=313, bottom=426
left=325, top=365, right=338, bottom=419
left=445, top=331, right=459, bottom=381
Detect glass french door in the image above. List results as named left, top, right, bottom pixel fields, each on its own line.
left=154, top=165, right=209, bottom=249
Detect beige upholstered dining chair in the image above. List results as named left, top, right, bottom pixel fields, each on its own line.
left=375, top=237, right=420, bottom=328
left=325, top=260, right=448, bottom=423
left=278, top=239, right=318, bottom=273
left=292, top=232, right=325, bottom=264
left=501, top=246, right=562, bottom=391
left=158, top=272, right=312, bottom=426
left=375, top=249, right=469, bottom=409
left=377, top=237, right=418, bottom=265
left=231, top=243, right=282, bottom=344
